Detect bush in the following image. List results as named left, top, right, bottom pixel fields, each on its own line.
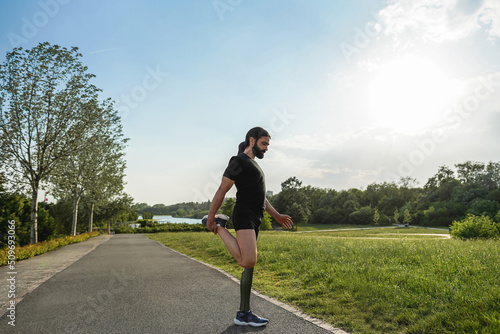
left=450, top=214, right=500, bottom=240
left=260, top=212, right=272, bottom=230
left=138, top=219, right=158, bottom=228
left=0, top=231, right=99, bottom=266
left=494, top=210, right=500, bottom=223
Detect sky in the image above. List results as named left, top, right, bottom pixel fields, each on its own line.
left=1, top=0, right=499, bottom=206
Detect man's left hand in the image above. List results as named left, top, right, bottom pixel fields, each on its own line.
left=276, top=214, right=293, bottom=229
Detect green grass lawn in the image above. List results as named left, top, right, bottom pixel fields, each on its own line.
left=148, top=227, right=500, bottom=334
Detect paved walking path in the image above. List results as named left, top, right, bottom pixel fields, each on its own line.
left=0, top=234, right=347, bottom=333
left=0, top=234, right=113, bottom=313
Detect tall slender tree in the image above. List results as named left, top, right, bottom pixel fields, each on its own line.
left=0, top=42, right=103, bottom=243
left=84, top=123, right=127, bottom=232
left=50, top=98, right=127, bottom=235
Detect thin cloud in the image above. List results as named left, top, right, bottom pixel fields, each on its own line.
left=378, top=0, right=500, bottom=43
left=88, top=47, right=130, bottom=54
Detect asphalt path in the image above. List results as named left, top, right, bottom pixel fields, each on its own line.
left=1, top=234, right=347, bottom=334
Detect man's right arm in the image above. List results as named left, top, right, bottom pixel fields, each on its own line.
left=207, top=176, right=235, bottom=234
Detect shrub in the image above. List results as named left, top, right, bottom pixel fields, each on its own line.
left=450, top=214, right=500, bottom=240
left=260, top=212, right=272, bottom=230
left=0, top=231, right=99, bottom=266
left=138, top=219, right=158, bottom=228
left=494, top=210, right=500, bottom=223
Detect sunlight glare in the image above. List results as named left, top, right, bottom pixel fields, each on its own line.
left=367, top=54, right=460, bottom=133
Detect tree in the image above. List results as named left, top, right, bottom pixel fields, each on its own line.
left=349, top=206, right=373, bottom=225
left=373, top=208, right=380, bottom=226
left=425, top=165, right=456, bottom=189
left=0, top=177, right=54, bottom=247
left=94, top=193, right=135, bottom=233
left=456, top=161, right=485, bottom=185
left=399, top=176, right=419, bottom=188
left=50, top=98, right=126, bottom=235
left=220, top=197, right=235, bottom=229
left=0, top=42, right=104, bottom=243
left=272, top=177, right=310, bottom=228
left=403, top=208, right=412, bottom=227
left=485, top=161, right=500, bottom=189
left=288, top=202, right=308, bottom=229
left=394, top=208, right=400, bottom=224
left=281, top=176, right=302, bottom=190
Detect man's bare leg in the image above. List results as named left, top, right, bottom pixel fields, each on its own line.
left=217, top=227, right=257, bottom=269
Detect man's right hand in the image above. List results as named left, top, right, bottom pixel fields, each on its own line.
left=206, top=215, right=218, bottom=235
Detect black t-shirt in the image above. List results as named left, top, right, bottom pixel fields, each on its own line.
left=223, top=152, right=266, bottom=216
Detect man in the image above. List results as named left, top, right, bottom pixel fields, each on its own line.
left=204, top=126, right=293, bottom=327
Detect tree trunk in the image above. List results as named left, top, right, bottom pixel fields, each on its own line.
left=88, top=202, right=94, bottom=232
left=107, top=219, right=111, bottom=234
left=30, top=187, right=39, bottom=244
left=71, top=191, right=81, bottom=236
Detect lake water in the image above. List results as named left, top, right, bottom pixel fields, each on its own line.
left=139, top=215, right=202, bottom=225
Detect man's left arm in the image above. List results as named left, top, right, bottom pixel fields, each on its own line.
left=265, top=198, right=293, bottom=229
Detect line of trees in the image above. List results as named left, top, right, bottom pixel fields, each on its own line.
left=0, top=42, right=132, bottom=245
left=133, top=201, right=212, bottom=218
left=270, top=161, right=500, bottom=228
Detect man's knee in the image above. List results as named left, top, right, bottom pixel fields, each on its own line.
left=238, top=257, right=256, bottom=269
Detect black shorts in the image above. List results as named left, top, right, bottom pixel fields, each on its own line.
left=232, top=206, right=262, bottom=238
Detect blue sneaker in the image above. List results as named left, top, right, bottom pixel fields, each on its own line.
left=234, top=310, right=269, bottom=327
left=201, top=214, right=229, bottom=228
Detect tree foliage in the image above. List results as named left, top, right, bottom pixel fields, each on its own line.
left=271, top=176, right=310, bottom=229
left=267, top=160, right=500, bottom=228
left=0, top=42, right=131, bottom=242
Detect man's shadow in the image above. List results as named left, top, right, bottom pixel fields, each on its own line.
left=220, top=325, right=267, bottom=334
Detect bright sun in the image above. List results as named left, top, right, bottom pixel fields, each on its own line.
left=367, top=54, right=461, bottom=133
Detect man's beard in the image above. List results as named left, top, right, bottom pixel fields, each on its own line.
left=252, top=142, right=265, bottom=159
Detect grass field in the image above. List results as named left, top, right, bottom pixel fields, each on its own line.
left=148, top=226, right=500, bottom=333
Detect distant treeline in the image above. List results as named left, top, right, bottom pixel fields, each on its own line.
left=135, top=160, right=500, bottom=228
left=270, top=161, right=500, bottom=227
left=133, top=201, right=211, bottom=219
